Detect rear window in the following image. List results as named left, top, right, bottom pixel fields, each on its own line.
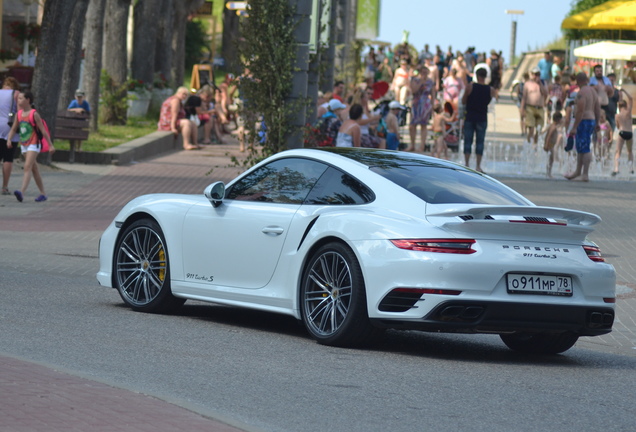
left=370, top=165, right=529, bottom=205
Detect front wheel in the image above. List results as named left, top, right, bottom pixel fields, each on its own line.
left=500, top=332, right=579, bottom=354
left=300, top=242, right=377, bottom=347
left=115, top=219, right=185, bottom=313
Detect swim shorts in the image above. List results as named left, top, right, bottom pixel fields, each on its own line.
left=386, top=132, right=399, bottom=151
left=575, top=119, right=595, bottom=154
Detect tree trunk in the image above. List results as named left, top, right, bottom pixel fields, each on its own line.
left=102, top=0, right=131, bottom=124
left=155, top=0, right=174, bottom=86
left=222, top=6, right=241, bottom=73
left=131, top=0, right=160, bottom=85
left=58, top=0, right=90, bottom=113
left=171, top=0, right=205, bottom=88
left=31, top=0, right=78, bottom=136
left=84, top=0, right=107, bottom=131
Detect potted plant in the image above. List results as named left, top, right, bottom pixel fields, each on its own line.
left=150, top=73, right=172, bottom=113
left=127, top=79, right=152, bottom=117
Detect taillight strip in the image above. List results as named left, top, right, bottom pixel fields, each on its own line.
left=390, top=239, right=476, bottom=254
left=583, top=245, right=605, bottom=263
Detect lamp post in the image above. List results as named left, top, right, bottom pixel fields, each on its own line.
left=21, top=0, right=36, bottom=64
left=505, top=9, right=524, bottom=65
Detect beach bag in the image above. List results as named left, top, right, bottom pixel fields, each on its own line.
left=19, top=109, right=51, bottom=152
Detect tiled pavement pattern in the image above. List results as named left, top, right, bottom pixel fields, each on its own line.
left=1, top=354, right=246, bottom=432
left=1, top=100, right=636, bottom=430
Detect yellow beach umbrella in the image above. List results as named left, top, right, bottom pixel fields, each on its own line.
left=561, top=0, right=629, bottom=29
left=588, top=1, right=636, bottom=29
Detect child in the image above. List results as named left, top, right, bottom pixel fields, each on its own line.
left=385, top=101, right=404, bottom=151
left=6, top=90, right=54, bottom=202
left=612, top=89, right=634, bottom=176
left=596, top=110, right=612, bottom=160
left=543, top=111, right=563, bottom=179
left=564, top=97, right=576, bottom=152
left=548, top=75, right=563, bottom=116
left=431, top=103, right=449, bottom=159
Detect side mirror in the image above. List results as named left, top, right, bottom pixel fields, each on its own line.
left=204, top=182, right=225, bottom=208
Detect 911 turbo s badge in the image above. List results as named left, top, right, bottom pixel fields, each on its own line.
left=186, top=273, right=214, bottom=283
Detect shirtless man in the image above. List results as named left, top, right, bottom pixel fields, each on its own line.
left=612, top=89, right=634, bottom=176
left=565, top=72, right=600, bottom=182
left=520, top=67, right=548, bottom=145
left=589, top=64, right=614, bottom=123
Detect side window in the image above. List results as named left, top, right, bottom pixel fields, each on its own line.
left=304, top=167, right=374, bottom=205
left=226, top=158, right=328, bottom=204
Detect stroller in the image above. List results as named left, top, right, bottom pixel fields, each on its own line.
left=443, top=102, right=460, bottom=152
left=374, top=100, right=409, bottom=126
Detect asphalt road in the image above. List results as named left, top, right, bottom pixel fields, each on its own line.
left=1, top=260, right=635, bottom=432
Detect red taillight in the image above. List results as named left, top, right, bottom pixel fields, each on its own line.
left=583, top=245, right=605, bottom=263
left=603, top=298, right=616, bottom=304
left=390, top=239, right=476, bottom=254
left=393, top=288, right=462, bottom=296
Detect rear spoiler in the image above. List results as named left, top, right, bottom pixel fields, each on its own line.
left=426, top=205, right=601, bottom=227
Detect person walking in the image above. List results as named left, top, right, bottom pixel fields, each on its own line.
left=7, top=90, right=54, bottom=202
left=0, top=77, right=20, bottom=195
left=565, top=72, right=600, bottom=182
left=612, top=89, right=633, bottom=176
left=407, top=66, right=435, bottom=152
left=521, top=67, right=548, bottom=145
left=462, top=67, right=495, bottom=173
left=589, top=64, right=614, bottom=127
left=537, top=51, right=553, bottom=86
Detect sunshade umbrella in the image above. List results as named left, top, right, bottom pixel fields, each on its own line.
left=573, top=41, right=636, bottom=61
left=371, top=81, right=389, bottom=100
left=561, top=0, right=628, bottom=29
left=588, top=1, right=636, bottom=29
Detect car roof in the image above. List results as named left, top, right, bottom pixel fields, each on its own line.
left=275, top=148, right=470, bottom=171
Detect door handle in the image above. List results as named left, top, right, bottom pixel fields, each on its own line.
left=262, top=226, right=284, bottom=235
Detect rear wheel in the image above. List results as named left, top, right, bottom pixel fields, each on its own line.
left=115, top=219, right=185, bottom=313
left=500, top=332, right=579, bottom=354
left=300, top=242, right=377, bottom=347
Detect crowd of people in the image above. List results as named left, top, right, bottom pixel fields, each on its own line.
left=157, top=73, right=239, bottom=151
left=517, top=51, right=634, bottom=181
left=313, top=43, right=503, bottom=172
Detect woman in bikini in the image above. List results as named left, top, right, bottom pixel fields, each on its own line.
left=443, top=68, right=464, bottom=111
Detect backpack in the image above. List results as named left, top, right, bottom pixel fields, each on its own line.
left=18, top=108, right=51, bottom=152
left=312, top=114, right=337, bottom=147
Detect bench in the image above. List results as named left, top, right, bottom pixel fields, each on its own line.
left=54, top=110, right=90, bottom=163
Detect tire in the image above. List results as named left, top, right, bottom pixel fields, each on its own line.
left=115, top=219, right=185, bottom=313
left=300, top=242, right=377, bottom=347
left=500, top=332, right=579, bottom=355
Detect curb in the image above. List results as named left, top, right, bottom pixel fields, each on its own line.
left=51, top=130, right=183, bottom=165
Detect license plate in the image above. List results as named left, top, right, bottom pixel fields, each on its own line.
left=506, top=274, right=573, bottom=296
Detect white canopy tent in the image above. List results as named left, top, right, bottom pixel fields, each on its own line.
left=573, top=41, right=636, bottom=61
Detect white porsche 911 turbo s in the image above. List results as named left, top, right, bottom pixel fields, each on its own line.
left=97, top=148, right=616, bottom=354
